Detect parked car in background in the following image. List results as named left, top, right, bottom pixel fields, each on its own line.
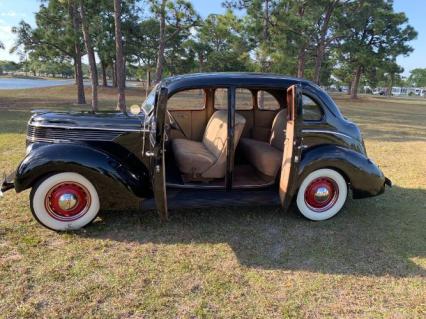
left=1, top=73, right=391, bottom=231
left=372, top=88, right=385, bottom=95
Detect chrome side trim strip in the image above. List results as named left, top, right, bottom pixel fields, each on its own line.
left=29, top=122, right=148, bottom=132
left=301, top=129, right=355, bottom=140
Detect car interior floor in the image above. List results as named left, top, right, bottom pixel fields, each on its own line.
left=165, top=145, right=275, bottom=189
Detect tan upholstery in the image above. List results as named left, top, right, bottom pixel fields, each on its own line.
left=239, top=138, right=282, bottom=177
left=269, top=109, right=287, bottom=150
left=172, top=110, right=246, bottom=179
left=171, top=139, right=216, bottom=174
left=239, top=109, right=287, bottom=177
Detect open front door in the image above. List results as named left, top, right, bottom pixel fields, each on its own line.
left=151, top=87, right=168, bottom=221
left=279, top=84, right=302, bottom=211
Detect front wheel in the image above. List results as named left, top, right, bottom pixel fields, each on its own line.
left=30, top=172, right=100, bottom=231
left=296, top=169, right=348, bottom=221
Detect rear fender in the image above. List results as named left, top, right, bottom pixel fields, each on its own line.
left=14, top=143, right=151, bottom=199
left=297, top=145, right=386, bottom=199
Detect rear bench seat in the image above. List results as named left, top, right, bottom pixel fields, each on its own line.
left=239, top=109, right=287, bottom=178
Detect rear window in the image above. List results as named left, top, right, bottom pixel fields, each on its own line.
left=258, top=90, right=280, bottom=110
left=236, top=88, right=253, bottom=110
left=214, top=88, right=228, bottom=110
left=168, top=89, right=205, bottom=110
left=302, top=95, right=323, bottom=121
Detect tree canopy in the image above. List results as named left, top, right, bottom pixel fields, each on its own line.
left=8, top=0, right=418, bottom=104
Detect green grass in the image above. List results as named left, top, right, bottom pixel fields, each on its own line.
left=0, top=86, right=425, bottom=318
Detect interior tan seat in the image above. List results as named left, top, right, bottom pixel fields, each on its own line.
left=239, top=109, right=287, bottom=177
left=172, top=110, right=246, bottom=179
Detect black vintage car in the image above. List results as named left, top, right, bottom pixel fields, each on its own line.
left=1, top=73, right=391, bottom=231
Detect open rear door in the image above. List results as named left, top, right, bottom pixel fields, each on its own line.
left=279, top=84, right=302, bottom=211
left=151, top=87, right=168, bottom=221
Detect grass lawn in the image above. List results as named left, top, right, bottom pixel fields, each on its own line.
left=0, top=85, right=425, bottom=318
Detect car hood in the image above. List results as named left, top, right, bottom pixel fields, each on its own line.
left=29, top=111, right=145, bottom=131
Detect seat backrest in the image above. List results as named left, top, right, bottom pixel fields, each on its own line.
left=203, top=110, right=246, bottom=158
left=201, top=110, right=246, bottom=178
left=269, top=109, right=287, bottom=151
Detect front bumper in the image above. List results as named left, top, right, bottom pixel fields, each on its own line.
left=0, top=171, right=15, bottom=197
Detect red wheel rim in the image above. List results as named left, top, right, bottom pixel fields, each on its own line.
left=44, top=182, right=91, bottom=221
left=304, top=177, right=339, bottom=213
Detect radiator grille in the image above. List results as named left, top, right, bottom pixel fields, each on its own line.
left=27, top=125, right=126, bottom=142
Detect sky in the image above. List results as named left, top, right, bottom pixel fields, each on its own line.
left=0, top=0, right=425, bottom=76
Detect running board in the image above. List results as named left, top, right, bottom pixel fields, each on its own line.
left=142, top=189, right=280, bottom=210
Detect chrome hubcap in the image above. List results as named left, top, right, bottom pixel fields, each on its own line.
left=314, top=187, right=331, bottom=203
left=304, top=177, right=339, bottom=213
left=58, top=193, right=78, bottom=211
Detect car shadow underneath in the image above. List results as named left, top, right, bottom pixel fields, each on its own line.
left=80, top=185, right=425, bottom=278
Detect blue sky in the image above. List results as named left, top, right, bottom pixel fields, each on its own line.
left=0, top=0, right=424, bottom=76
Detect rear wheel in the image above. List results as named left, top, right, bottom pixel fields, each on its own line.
left=296, top=169, right=347, bottom=221
left=30, top=172, right=100, bottom=231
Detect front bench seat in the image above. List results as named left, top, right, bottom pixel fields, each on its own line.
left=239, top=109, right=287, bottom=177
left=172, top=110, right=246, bottom=179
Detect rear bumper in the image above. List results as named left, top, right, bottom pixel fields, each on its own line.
left=385, top=177, right=392, bottom=187
left=0, top=171, right=16, bottom=197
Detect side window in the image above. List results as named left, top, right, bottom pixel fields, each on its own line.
left=302, top=94, right=323, bottom=121
left=168, top=89, right=205, bottom=111
left=257, top=90, right=280, bottom=110
left=214, top=88, right=228, bottom=110
left=214, top=88, right=254, bottom=110
left=235, top=88, right=253, bottom=110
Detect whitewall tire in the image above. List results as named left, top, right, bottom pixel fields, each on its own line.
left=30, top=172, right=100, bottom=231
left=296, top=169, right=347, bottom=221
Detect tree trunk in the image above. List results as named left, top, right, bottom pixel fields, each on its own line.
left=112, top=61, right=117, bottom=87
left=70, top=2, right=86, bottom=105
left=155, top=0, right=166, bottom=83
left=101, top=59, right=108, bottom=87
left=123, top=62, right=126, bottom=89
left=146, top=70, right=151, bottom=98
left=297, top=45, right=306, bottom=78
left=313, top=43, right=325, bottom=84
left=114, top=0, right=126, bottom=111
left=263, top=0, right=270, bottom=42
left=387, top=73, right=395, bottom=97
left=199, top=53, right=204, bottom=72
left=313, top=1, right=337, bottom=84
left=79, top=0, right=98, bottom=111
left=260, top=0, right=271, bottom=72
left=350, top=66, right=362, bottom=99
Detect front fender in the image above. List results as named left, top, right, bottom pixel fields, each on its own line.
left=14, top=143, right=151, bottom=199
left=298, top=145, right=387, bottom=199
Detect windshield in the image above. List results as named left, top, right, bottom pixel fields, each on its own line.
left=141, top=85, right=158, bottom=115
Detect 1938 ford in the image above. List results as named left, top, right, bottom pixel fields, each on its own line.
left=1, top=73, right=391, bottom=231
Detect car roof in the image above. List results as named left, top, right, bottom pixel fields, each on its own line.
left=162, top=72, right=313, bottom=92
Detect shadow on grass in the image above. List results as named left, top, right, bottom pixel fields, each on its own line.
left=81, top=185, right=425, bottom=278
